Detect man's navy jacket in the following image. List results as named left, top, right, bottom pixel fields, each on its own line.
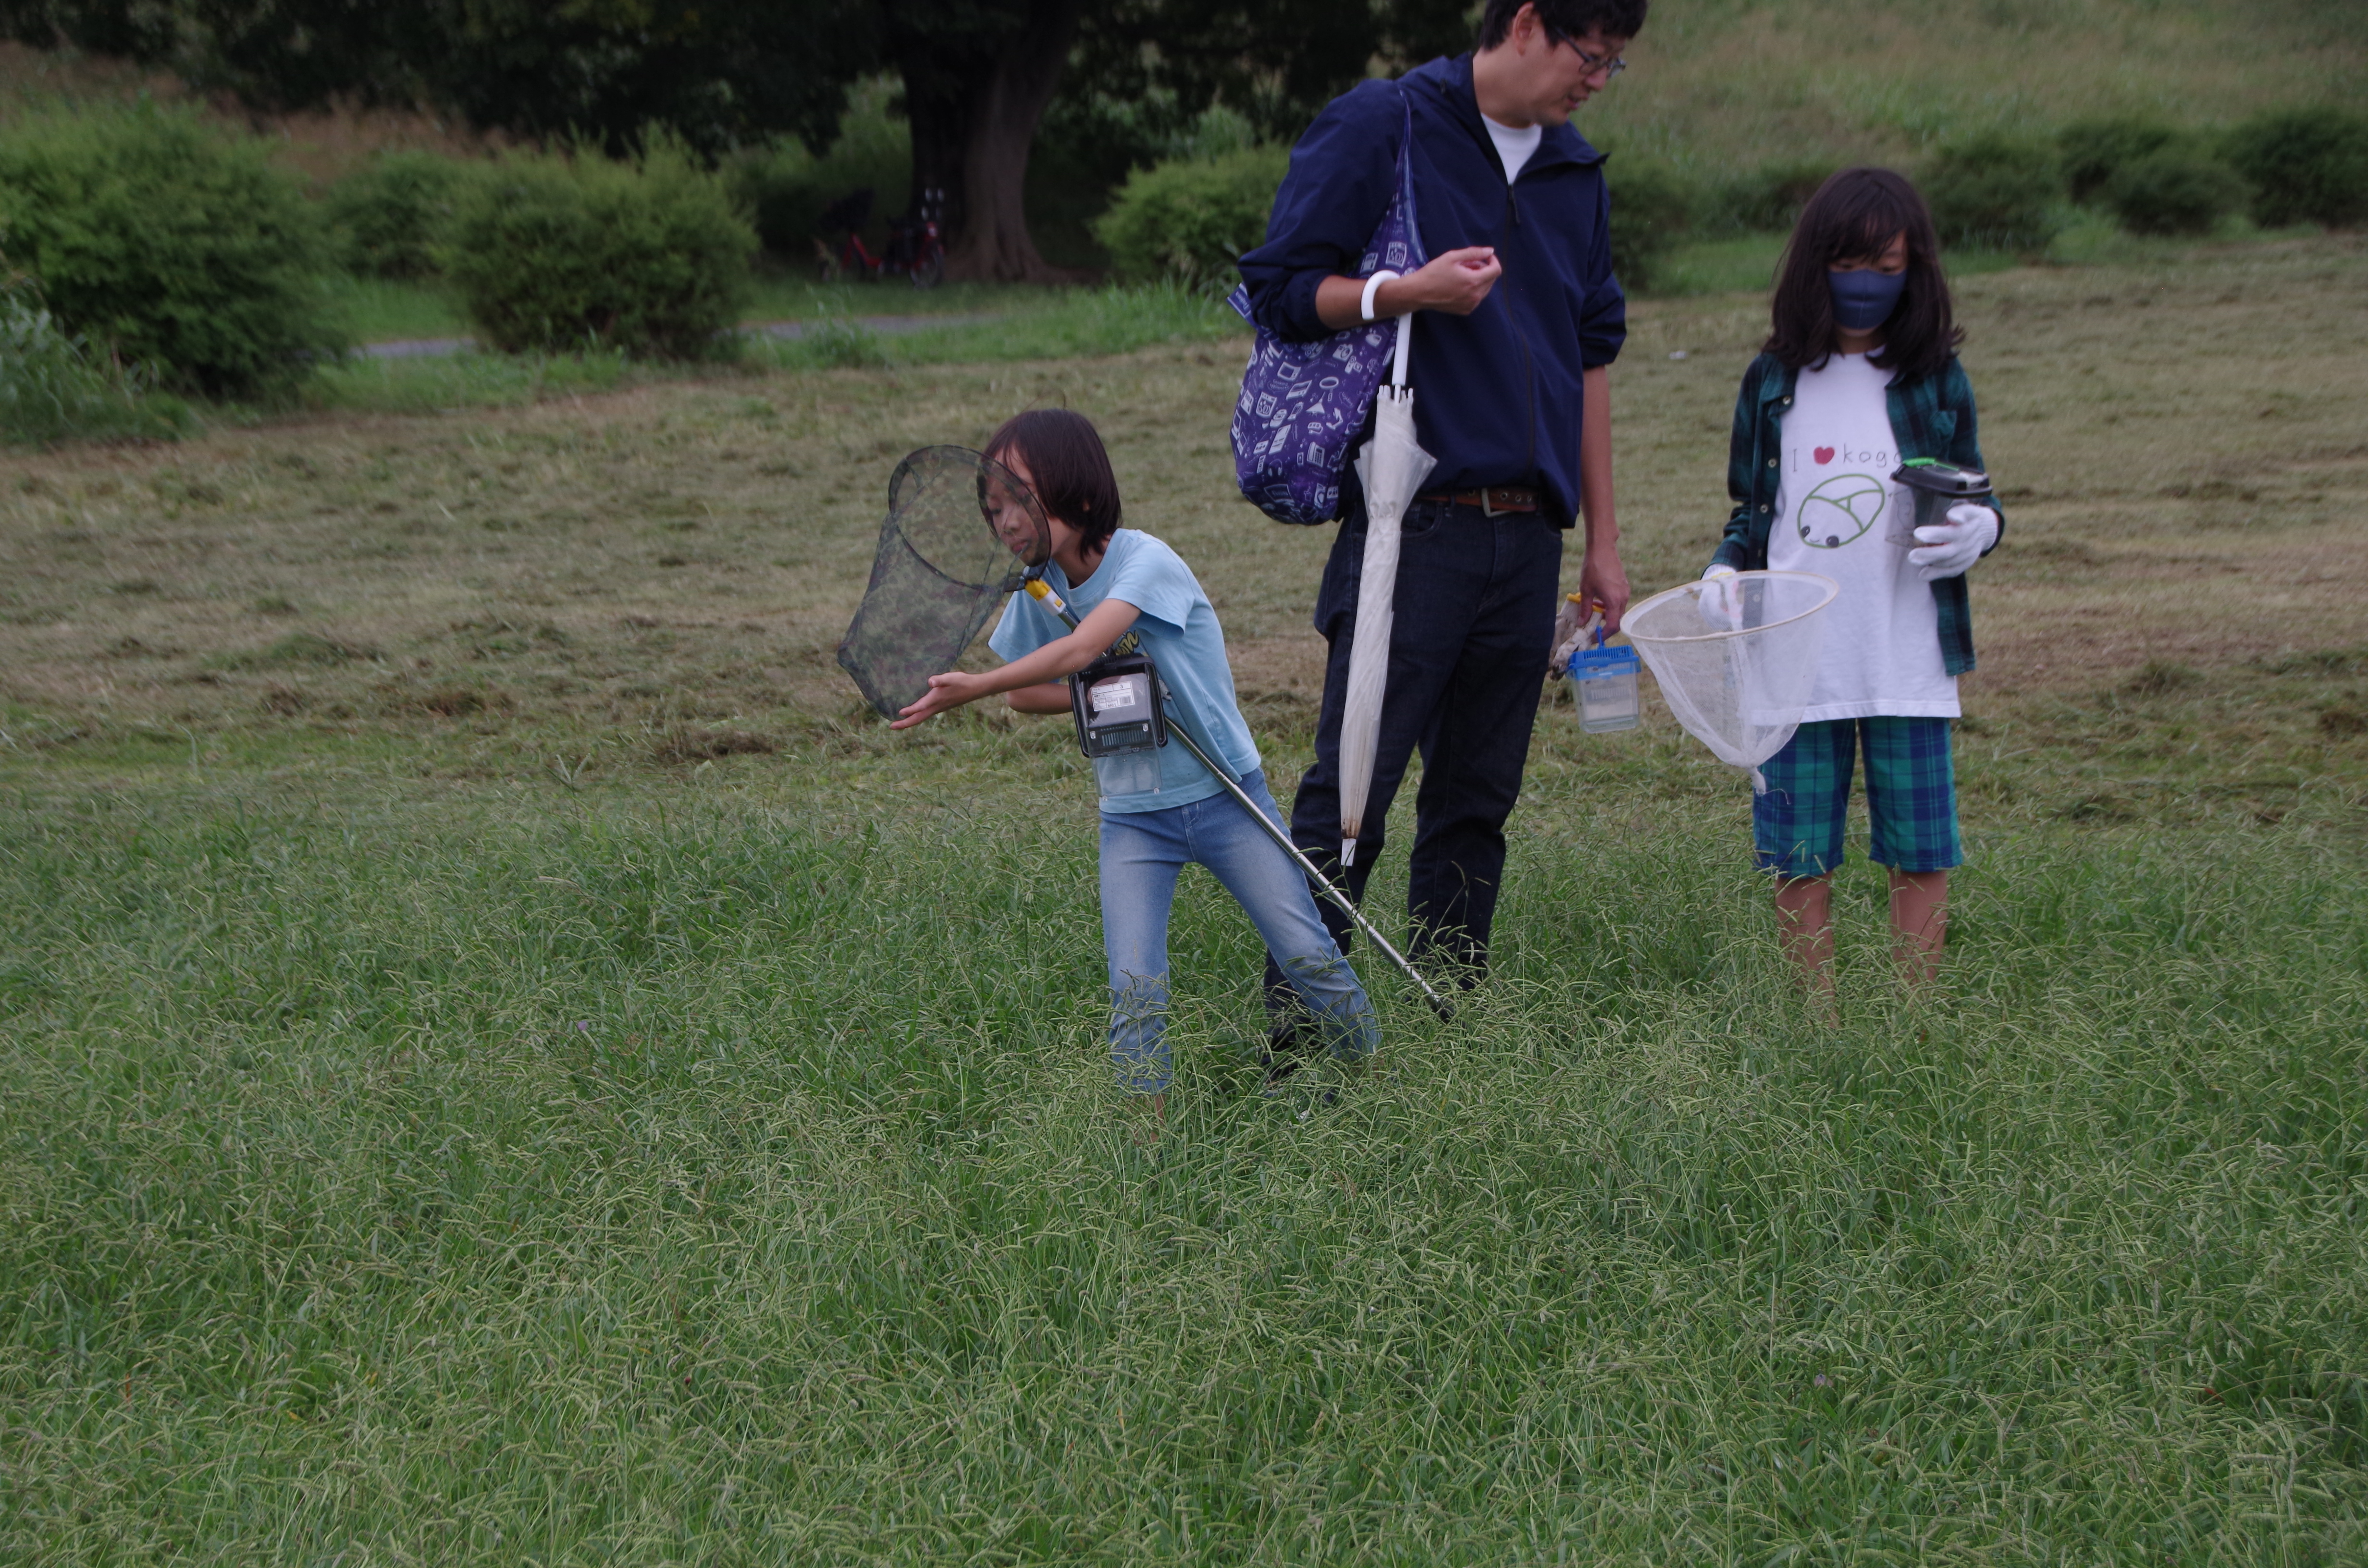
left=1236, top=52, right=1628, bottom=531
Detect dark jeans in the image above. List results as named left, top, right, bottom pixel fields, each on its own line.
left=1264, top=496, right=1563, bottom=1002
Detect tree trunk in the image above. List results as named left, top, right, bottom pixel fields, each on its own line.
left=890, top=0, right=1085, bottom=283
left=897, top=28, right=977, bottom=256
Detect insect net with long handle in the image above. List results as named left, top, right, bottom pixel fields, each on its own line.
left=837, top=446, right=1051, bottom=721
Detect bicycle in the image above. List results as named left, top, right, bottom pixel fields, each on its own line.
left=814, top=186, right=945, bottom=289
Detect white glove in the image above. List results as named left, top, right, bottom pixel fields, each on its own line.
left=1698, top=563, right=1743, bottom=631
left=1909, top=503, right=1999, bottom=582
left=1548, top=593, right=1601, bottom=677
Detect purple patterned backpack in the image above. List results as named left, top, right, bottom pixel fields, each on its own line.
left=1226, top=95, right=1426, bottom=526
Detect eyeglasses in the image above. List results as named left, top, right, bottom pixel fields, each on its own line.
left=1546, top=31, right=1628, bottom=79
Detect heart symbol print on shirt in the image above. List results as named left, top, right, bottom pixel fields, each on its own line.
left=1813, top=446, right=1837, bottom=465
left=1795, top=473, right=1886, bottom=549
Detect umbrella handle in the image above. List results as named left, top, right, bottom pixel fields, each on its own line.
left=1390, top=312, right=1412, bottom=389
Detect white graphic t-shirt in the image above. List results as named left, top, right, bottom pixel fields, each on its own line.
left=1482, top=114, right=1542, bottom=183
left=1766, top=352, right=1959, bottom=721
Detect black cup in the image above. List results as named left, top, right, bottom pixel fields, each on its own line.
left=1888, top=459, right=1992, bottom=547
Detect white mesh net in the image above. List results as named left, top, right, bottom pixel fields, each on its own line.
left=1623, top=571, right=1839, bottom=790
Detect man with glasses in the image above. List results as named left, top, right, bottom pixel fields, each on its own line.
left=1238, top=0, right=1645, bottom=1044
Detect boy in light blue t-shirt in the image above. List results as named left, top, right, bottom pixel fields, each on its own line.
left=892, top=410, right=1375, bottom=1109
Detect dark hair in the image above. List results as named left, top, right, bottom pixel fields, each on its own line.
left=1766, top=166, right=1963, bottom=384
left=1478, top=0, right=1649, bottom=49
left=983, top=408, right=1123, bottom=554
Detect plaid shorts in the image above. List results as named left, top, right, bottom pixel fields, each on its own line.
left=1753, top=716, right=1961, bottom=879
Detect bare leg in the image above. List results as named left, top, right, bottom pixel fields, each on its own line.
left=1773, top=874, right=1836, bottom=996
left=1129, top=1092, right=1167, bottom=1148
left=1889, top=868, right=1949, bottom=984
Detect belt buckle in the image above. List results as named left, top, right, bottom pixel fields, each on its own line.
left=1480, top=488, right=1500, bottom=518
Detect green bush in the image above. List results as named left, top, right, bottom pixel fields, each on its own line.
left=1092, top=145, right=1289, bottom=289
left=0, top=104, right=346, bottom=399
left=2223, top=107, right=2368, bottom=228
left=1605, top=156, right=1694, bottom=292
left=1028, top=102, right=1263, bottom=272
left=441, top=141, right=755, bottom=358
left=727, top=77, right=912, bottom=258
left=0, top=282, right=190, bottom=445
left=1922, top=133, right=2063, bottom=250
left=1702, top=157, right=1834, bottom=235
left=2057, top=117, right=2180, bottom=205
left=2103, top=145, right=2247, bottom=235
left=326, top=150, right=467, bottom=278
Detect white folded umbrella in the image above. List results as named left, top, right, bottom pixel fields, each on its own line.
left=1339, top=314, right=1435, bottom=867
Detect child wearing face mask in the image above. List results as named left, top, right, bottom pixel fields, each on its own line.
left=1702, top=166, right=2003, bottom=994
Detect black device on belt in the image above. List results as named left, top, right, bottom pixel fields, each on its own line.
left=1070, top=649, right=1167, bottom=760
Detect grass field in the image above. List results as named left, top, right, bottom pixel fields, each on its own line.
left=3, top=234, right=2366, bottom=1560
left=1586, top=0, right=2368, bottom=176
left=325, top=277, right=1062, bottom=350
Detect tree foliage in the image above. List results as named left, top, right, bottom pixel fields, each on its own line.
left=1093, top=143, right=1288, bottom=286
left=0, top=0, right=1487, bottom=280
left=0, top=0, right=876, bottom=156
left=1071, top=0, right=1471, bottom=145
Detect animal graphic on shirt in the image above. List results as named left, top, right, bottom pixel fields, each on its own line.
left=1795, top=473, right=1887, bottom=549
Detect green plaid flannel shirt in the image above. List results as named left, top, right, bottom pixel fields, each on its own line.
left=1710, top=352, right=2003, bottom=675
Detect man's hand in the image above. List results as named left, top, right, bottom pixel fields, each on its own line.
left=1579, top=547, right=1630, bottom=635
left=1315, top=246, right=1503, bottom=329
left=892, top=670, right=993, bottom=730
left=1389, top=247, right=1502, bottom=317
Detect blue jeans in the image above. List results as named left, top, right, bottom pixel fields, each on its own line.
left=1100, top=771, right=1378, bottom=1094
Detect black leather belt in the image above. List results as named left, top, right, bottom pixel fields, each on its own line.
left=1413, top=486, right=1540, bottom=515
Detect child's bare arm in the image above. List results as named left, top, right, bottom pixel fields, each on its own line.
left=1006, top=682, right=1070, bottom=714
left=892, top=598, right=1140, bottom=729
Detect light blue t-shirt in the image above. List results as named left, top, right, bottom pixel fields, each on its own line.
left=987, top=529, right=1261, bottom=814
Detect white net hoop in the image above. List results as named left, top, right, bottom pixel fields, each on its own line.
left=1623, top=571, right=1839, bottom=790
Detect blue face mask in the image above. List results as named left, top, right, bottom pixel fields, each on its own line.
left=1828, top=268, right=1907, bottom=332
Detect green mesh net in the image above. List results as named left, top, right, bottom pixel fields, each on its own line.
left=837, top=446, right=1050, bottom=720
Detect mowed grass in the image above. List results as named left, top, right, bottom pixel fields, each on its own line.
left=3, top=236, right=2367, bottom=1560
left=291, top=283, right=1245, bottom=417
left=1587, top=0, right=2367, bottom=174
left=321, top=276, right=1120, bottom=352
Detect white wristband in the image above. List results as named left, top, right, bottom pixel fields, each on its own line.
left=1360, top=270, right=1400, bottom=324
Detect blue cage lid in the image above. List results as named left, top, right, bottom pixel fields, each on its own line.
left=1568, top=643, right=1641, bottom=679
